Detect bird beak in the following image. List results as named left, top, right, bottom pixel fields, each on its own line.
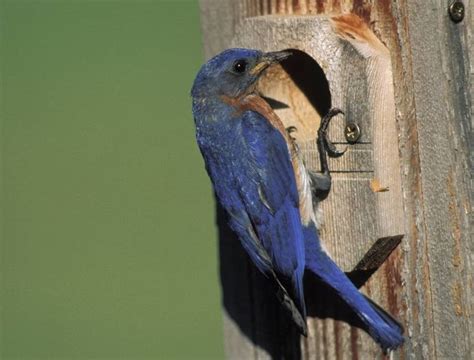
left=250, top=50, right=292, bottom=76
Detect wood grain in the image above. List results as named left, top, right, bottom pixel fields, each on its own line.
left=199, top=1, right=473, bottom=358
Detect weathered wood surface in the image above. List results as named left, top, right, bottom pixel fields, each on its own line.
left=199, top=1, right=473, bottom=359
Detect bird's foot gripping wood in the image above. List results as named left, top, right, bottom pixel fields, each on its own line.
left=309, top=108, right=346, bottom=202
left=286, top=125, right=298, bottom=139
left=285, top=125, right=300, bottom=154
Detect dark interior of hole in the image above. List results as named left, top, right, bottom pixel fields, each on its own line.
left=279, top=49, right=332, bottom=117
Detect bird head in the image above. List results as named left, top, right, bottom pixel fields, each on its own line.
left=191, top=48, right=291, bottom=99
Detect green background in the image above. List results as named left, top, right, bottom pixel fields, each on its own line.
left=1, top=1, right=224, bottom=358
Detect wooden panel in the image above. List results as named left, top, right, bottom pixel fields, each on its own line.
left=389, top=2, right=472, bottom=358
left=198, top=0, right=239, bottom=59
left=302, top=143, right=373, bottom=173
left=198, top=1, right=473, bottom=359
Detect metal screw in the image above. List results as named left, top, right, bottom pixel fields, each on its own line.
left=449, top=1, right=464, bottom=23
left=344, top=123, right=361, bottom=144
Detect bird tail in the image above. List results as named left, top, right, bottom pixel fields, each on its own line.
left=304, top=228, right=404, bottom=352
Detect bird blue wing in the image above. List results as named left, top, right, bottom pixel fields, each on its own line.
left=232, top=110, right=306, bottom=317
left=199, top=109, right=307, bottom=331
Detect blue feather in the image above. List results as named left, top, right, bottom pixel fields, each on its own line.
left=303, top=222, right=404, bottom=351
left=195, top=106, right=307, bottom=333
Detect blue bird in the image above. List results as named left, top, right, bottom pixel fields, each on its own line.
left=191, top=48, right=404, bottom=352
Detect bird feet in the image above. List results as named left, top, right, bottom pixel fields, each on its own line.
left=286, top=125, right=300, bottom=154
left=309, top=108, right=346, bottom=202
left=318, top=108, right=347, bottom=159
left=286, top=125, right=298, bottom=140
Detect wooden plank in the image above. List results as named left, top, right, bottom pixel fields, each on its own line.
left=389, top=1, right=472, bottom=358
left=198, top=0, right=239, bottom=59
left=302, top=143, right=373, bottom=173
left=198, top=1, right=473, bottom=359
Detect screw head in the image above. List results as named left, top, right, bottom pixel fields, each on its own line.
left=344, top=123, right=361, bottom=144
left=449, top=1, right=464, bottom=23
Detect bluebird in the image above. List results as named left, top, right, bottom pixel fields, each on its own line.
left=191, top=48, right=404, bottom=352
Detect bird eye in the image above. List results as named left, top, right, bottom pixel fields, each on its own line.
left=232, top=59, right=248, bottom=74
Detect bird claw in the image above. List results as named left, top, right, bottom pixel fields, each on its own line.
left=286, top=126, right=300, bottom=153
left=318, top=108, right=346, bottom=158
left=286, top=125, right=298, bottom=136
left=312, top=108, right=347, bottom=202
left=325, top=141, right=347, bottom=158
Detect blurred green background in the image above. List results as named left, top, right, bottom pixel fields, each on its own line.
left=1, top=0, right=224, bottom=358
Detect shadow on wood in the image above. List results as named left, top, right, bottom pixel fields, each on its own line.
left=217, top=205, right=302, bottom=359
left=304, top=234, right=404, bottom=325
